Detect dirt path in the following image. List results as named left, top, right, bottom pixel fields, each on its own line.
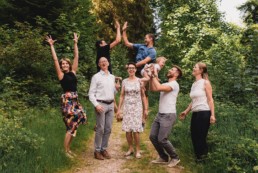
left=63, top=119, right=185, bottom=173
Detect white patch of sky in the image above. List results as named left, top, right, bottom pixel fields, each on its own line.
left=217, top=0, right=247, bottom=26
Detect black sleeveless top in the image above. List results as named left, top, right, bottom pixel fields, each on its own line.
left=60, top=72, right=77, bottom=92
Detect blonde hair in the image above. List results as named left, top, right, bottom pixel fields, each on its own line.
left=156, top=56, right=167, bottom=63
left=59, top=58, right=72, bottom=72
left=197, top=62, right=209, bottom=80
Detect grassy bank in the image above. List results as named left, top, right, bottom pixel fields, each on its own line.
left=1, top=100, right=95, bottom=173
left=150, top=93, right=258, bottom=173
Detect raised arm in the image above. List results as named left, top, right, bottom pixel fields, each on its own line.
left=110, top=20, right=121, bottom=49
left=151, top=76, right=172, bottom=92
left=72, top=33, right=79, bottom=73
left=122, top=22, right=133, bottom=49
left=46, top=35, right=63, bottom=80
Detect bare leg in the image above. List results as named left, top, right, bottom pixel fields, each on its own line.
left=64, top=132, right=73, bottom=152
left=133, top=132, right=141, bottom=158
left=126, top=132, right=134, bottom=152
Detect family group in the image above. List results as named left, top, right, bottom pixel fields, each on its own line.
left=46, top=21, right=216, bottom=168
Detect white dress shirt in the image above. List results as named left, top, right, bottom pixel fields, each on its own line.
left=88, top=70, right=116, bottom=107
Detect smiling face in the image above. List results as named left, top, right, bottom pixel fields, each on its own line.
left=59, top=58, right=72, bottom=72
left=167, top=67, right=178, bottom=78
left=126, top=63, right=136, bottom=76
left=158, top=59, right=166, bottom=69
left=144, top=34, right=152, bottom=45
left=98, top=57, right=109, bottom=70
left=192, top=64, right=202, bottom=77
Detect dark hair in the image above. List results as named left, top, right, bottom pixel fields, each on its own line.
left=95, top=40, right=103, bottom=49
left=197, top=62, right=209, bottom=80
left=147, top=33, right=155, bottom=45
left=173, top=65, right=183, bottom=79
left=126, top=62, right=136, bottom=68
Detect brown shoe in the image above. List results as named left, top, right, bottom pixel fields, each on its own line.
left=94, top=151, right=104, bottom=160
left=101, top=150, right=111, bottom=159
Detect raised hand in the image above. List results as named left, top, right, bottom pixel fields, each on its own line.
left=46, top=35, right=56, bottom=45
left=122, top=21, right=128, bottom=31
left=115, top=20, right=120, bottom=29
left=73, top=33, right=79, bottom=43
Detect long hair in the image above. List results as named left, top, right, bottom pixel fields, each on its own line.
left=59, top=58, right=72, bottom=72
left=197, top=62, right=209, bottom=80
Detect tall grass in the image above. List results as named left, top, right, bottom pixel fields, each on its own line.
left=160, top=94, right=258, bottom=173
left=1, top=100, right=95, bottom=173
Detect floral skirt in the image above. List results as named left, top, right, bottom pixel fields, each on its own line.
left=61, top=92, right=87, bottom=136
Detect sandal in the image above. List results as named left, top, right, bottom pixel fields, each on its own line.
left=136, top=152, right=141, bottom=159
left=124, top=150, right=134, bottom=157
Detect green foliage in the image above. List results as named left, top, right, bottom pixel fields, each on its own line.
left=0, top=0, right=79, bottom=25
left=0, top=114, right=44, bottom=171
left=168, top=94, right=258, bottom=173
left=92, top=0, right=154, bottom=42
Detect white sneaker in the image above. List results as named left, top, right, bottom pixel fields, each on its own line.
left=168, top=158, right=180, bottom=167
left=151, top=157, right=169, bottom=164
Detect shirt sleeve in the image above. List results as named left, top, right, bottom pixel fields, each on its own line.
left=88, top=74, right=99, bottom=107
left=133, top=44, right=142, bottom=51
left=147, top=48, right=156, bottom=61
left=166, top=81, right=177, bottom=91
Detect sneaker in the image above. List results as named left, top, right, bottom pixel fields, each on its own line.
left=151, top=157, right=169, bottom=164
left=168, top=158, right=180, bottom=167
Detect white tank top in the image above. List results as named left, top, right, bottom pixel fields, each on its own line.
left=190, top=79, right=210, bottom=112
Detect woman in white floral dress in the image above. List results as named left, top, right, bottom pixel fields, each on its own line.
left=117, top=62, right=147, bottom=159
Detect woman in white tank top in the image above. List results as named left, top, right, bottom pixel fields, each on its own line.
left=179, top=62, right=216, bottom=161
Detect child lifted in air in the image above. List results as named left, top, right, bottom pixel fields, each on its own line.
left=140, top=56, right=167, bottom=85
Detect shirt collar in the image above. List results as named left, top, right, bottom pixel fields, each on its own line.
left=99, top=70, right=110, bottom=75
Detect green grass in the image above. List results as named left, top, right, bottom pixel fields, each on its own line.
left=1, top=100, right=95, bottom=173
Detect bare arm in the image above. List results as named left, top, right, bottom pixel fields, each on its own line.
left=72, top=33, right=79, bottom=73
left=140, top=85, right=148, bottom=122
left=122, top=22, right=133, bottom=49
left=110, top=21, right=121, bottom=49
left=116, top=83, right=125, bottom=120
left=205, top=80, right=216, bottom=124
left=151, top=76, right=172, bottom=92
left=46, top=35, right=63, bottom=80
left=136, top=57, right=152, bottom=68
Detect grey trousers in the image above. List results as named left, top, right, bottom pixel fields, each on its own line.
left=149, top=113, right=179, bottom=161
left=94, top=102, right=114, bottom=152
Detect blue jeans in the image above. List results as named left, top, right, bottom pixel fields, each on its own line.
left=149, top=113, right=179, bottom=161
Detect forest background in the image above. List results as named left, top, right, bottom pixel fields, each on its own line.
left=0, top=0, right=257, bottom=172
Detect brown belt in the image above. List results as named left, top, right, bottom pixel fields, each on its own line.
left=97, top=100, right=113, bottom=104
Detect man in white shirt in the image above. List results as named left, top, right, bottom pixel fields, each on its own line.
left=88, top=57, right=117, bottom=160
left=149, top=65, right=182, bottom=168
